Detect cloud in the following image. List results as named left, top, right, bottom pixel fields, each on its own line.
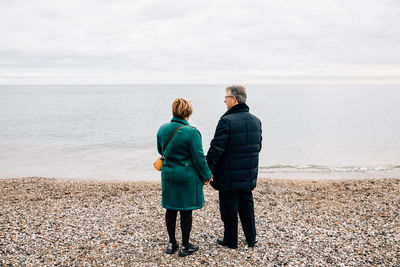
left=0, top=0, right=399, bottom=84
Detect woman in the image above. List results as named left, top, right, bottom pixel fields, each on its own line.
left=157, top=98, right=212, bottom=257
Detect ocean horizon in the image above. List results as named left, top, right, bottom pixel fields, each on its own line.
left=1, top=84, right=400, bottom=181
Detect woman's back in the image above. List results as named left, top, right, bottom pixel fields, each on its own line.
left=157, top=116, right=211, bottom=211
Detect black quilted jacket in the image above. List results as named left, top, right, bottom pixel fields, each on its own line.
left=206, top=103, right=262, bottom=191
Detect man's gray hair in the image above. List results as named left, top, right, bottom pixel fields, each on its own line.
left=226, top=85, right=247, bottom=104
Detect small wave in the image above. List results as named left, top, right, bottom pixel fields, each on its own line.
left=260, top=164, right=400, bottom=173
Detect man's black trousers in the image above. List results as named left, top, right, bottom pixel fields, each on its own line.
left=219, top=190, right=256, bottom=247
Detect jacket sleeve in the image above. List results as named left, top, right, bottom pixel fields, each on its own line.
left=189, top=129, right=213, bottom=182
left=206, top=117, right=230, bottom=172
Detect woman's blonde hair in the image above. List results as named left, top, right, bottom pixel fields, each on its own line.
left=172, top=98, right=193, bottom=119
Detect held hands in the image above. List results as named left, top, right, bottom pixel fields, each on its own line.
left=203, top=176, right=214, bottom=185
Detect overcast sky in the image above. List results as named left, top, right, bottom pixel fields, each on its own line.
left=0, top=0, right=399, bottom=84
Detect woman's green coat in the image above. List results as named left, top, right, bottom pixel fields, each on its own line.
left=157, top=117, right=212, bottom=211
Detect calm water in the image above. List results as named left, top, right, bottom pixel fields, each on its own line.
left=1, top=84, right=400, bottom=180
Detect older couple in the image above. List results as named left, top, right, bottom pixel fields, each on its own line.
left=156, top=85, right=262, bottom=257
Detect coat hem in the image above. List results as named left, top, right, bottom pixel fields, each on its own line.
left=162, top=205, right=203, bottom=211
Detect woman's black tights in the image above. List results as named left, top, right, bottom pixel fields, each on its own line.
left=165, top=209, right=192, bottom=247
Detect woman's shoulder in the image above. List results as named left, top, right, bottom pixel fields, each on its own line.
left=181, top=124, right=197, bottom=131
left=158, top=122, right=170, bottom=131
left=181, top=125, right=202, bottom=137
left=158, top=122, right=200, bottom=136
left=157, top=122, right=174, bottom=136
left=158, top=122, right=191, bottom=134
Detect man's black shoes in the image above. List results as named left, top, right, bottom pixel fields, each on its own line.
left=247, top=240, right=258, bottom=247
left=217, top=237, right=227, bottom=246
left=165, top=242, right=179, bottom=254
left=217, top=237, right=238, bottom=249
left=178, top=243, right=199, bottom=257
left=217, top=237, right=257, bottom=248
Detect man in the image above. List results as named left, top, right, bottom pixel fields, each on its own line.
left=207, top=85, right=262, bottom=249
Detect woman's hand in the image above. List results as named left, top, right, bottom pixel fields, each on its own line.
left=203, top=176, right=213, bottom=185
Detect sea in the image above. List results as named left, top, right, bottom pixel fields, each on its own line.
left=1, top=84, right=400, bottom=181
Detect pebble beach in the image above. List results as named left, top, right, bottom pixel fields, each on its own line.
left=1, top=177, right=399, bottom=266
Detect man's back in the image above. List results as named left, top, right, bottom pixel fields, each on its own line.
left=207, top=103, right=262, bottom=191
left=207, top=85, right=261, bottom=249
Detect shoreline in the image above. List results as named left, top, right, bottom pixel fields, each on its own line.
left=2, top=171, right=400, bottom=183
left=1, top=177, right=399, bottom=265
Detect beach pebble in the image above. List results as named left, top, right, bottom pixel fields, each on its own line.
left=0, top=177, right=399, bottom=266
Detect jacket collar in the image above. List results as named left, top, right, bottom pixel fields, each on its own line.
left=171, top=116, right=189, bottom=125
left=222, top=103, right=249, bottom=117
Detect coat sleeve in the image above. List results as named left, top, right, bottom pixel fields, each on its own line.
left=189, top=129, right=213, bottom=182
left=157, top=130, right=163, bottom=155
left=206, top=117, right=230, bottom=172
left=259, top=120, right=263, bottom=151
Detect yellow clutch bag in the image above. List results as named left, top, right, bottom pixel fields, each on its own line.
left=154, top=124, right=184, bottom=171
left=153, top=157, right=164, bottom=171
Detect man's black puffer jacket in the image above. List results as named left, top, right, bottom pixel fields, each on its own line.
left=206, top=103, right=262, bottom=191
